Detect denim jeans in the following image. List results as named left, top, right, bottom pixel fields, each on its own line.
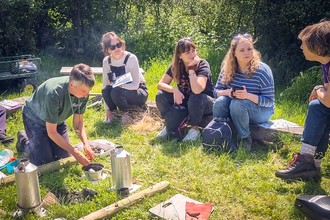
left=21, top=113, right=71, bottom=166
left=102, top=84, right=148, bottom=111
left=301, top=99, right=330, bottom=159
left=156, top=90, right=214, bottom=126
left=213, top=96, right=274, bottom=138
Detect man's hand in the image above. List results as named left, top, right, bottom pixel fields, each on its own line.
left=72, top=148, right=90, bottom=166
left=173, top=88, right=185, bottom=104
left=84, top=142, right=94, bottom=160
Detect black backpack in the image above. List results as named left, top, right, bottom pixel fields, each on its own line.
left=164, top=105, right=188, bottom=140
left=202, top=118, right=237, bottom=152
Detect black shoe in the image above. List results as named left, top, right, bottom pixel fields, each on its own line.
left=0, top=133, right=14, bottom=144
left=16, top=130, right=27, bottom=152
left=275, top=153, right=320, bottom=181
left=240, top=135, right=252, bottom=151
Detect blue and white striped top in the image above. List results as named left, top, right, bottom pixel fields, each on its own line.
left=214, top=62, right=275, bottom=108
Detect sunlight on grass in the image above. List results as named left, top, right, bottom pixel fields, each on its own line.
left=0, top=56, right=329, bottom=220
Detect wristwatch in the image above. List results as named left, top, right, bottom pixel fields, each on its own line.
left=314, top=85, right=324, bottom=90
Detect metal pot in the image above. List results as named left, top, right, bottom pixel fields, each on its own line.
left=82, top=163, right=109, bottom=181
left=14, top=158, right=42, bottom=210
left=110, top=146, right=133, bottom=190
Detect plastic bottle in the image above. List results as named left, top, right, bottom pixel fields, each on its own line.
left=0, top=149, right=14, bottom=167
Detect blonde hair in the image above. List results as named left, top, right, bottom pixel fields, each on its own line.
left=221, top=34, right=261, bottom=85
left=101, top=31, right=126, bottom=56
left=171, top=38, right=197, bottom=83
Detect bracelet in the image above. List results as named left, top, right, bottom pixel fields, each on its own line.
left=314, top=85, right=324, bottom=90
left=188, top=73, right=196, bottom=77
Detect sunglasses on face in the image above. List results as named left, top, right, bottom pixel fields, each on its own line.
left=233, top=34, right=251, bottom=41
left=109, top=42, right=123, bottom=50
left=178, top=37, right=193, bottom=46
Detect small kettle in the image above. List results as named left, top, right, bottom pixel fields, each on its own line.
left=110, top=146, right=133, bottom=190
left=14, top=158, right=42, bottom=210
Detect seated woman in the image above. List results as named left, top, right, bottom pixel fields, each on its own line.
left=101, top=31, right=148, bottom=123
left=156, top=37, right=215, bottom=141
left=213, top=34, right=275, bottom=151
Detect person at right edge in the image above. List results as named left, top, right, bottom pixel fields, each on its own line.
left=275, top=20, right=330, bottom=181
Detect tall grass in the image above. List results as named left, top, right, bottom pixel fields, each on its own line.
left=0, top=56, right=329, bottom=220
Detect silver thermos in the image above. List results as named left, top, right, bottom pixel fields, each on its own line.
left=14, top=158, right=42, bottom=210
left=110, top=146, right=133, bottom=190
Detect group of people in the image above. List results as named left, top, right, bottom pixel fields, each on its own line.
left=1, top=20, right=329, bottom=182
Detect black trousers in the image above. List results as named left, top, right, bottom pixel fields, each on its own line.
left=21, top=114, right=70, bottom=166
left=156, top=90, right=214, bottom=127
left=102, top=84, right=148, bottom=111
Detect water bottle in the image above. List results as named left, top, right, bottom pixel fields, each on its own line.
left=0, top=149, right=14, bottom=167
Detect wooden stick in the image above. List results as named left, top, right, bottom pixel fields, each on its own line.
left=78, top=181, right=170, bottom=220
left=0, top=156, right=77, bottom=186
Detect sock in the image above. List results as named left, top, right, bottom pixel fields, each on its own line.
left=300, top=143, right=316, bottom=156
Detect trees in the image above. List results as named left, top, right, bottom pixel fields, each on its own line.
left=0, top=0, right=328, bottom=82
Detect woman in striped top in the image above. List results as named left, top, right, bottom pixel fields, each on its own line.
left=213, top=34, right=275, bottom=151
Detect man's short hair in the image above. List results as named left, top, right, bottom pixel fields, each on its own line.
left=70, top=63, right=95, bottom=88
left=298, top=20, right=330, bottom=57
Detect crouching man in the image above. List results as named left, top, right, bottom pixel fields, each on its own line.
left=17, top=63, right=95, bottom=166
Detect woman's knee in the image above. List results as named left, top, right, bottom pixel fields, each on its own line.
left=187, top=93, right=206, bottom=108
left=308, top=99, right=324, bottom=112
left=102, top=86, right=112, bottom=98
left=229, top=99, right=249, bottom=116
left=213, top=96, right=230, bottom=112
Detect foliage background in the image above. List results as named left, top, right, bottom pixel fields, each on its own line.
left=1, top=0, right=330, bottom=83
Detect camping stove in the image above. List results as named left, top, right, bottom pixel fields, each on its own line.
left=13, top=158, right=46, bottom=217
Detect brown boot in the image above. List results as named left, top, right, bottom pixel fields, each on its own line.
left=275, top=153, right=320, bottom=181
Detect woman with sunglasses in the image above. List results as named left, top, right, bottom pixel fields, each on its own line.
left=101, top=31, right=148, bottom=123
left=156, top=37, right=215, bottom=141
left=213, top=34, right=275, bottom=151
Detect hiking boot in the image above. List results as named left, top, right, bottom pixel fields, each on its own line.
left=156, top=127, right=167, bottom=138
left=182, top=128, right=200, bottom=141
left=0, top=133, right=14, bottom=144
left=240, top=135, right=252, bottom=151
left=16, top=130, right=27, bottom=152
left=275, top=153, right=320, bottom=181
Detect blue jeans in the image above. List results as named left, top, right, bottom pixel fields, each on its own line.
left=301, top=99, right=330, bottom=159
left=213, top=96, right=274, bottom=138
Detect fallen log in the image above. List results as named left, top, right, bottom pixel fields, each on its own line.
left=0, top=156, right=77, bottom=186
left=78, top=181, right=170, bottom=220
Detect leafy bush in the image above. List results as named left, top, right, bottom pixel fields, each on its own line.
left=280, top=66, right=323, bottom=104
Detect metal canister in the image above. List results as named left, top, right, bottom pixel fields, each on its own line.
left=14, top=158, right=42, bottom=209
left=110, top=146, right=133, bottom=190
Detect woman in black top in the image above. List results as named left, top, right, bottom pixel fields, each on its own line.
left=156, top=37, right=214, bottom=141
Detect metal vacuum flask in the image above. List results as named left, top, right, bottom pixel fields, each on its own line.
left=14, top=158, right=42, bottom=210
left=110, top=146, right=133, bottom=190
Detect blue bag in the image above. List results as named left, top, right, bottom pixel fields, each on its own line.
left=202, top=118, right=237, bottom=152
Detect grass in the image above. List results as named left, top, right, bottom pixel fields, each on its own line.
left=0, top=56, right=329, bottom=220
